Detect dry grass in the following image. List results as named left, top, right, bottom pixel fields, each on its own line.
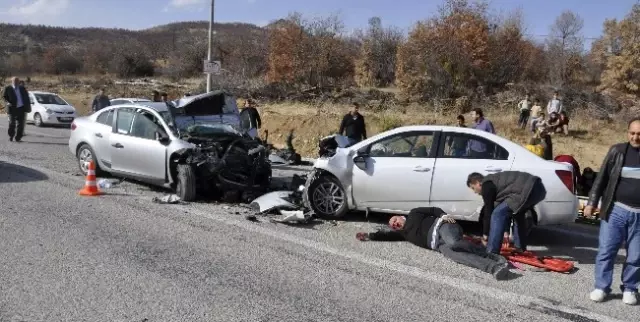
left=15, top=76, right=627, bottom=170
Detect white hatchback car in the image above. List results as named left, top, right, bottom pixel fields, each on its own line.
left=304, top=125, right=578, bottom=232
left=26, top=91, right=77, bottom=127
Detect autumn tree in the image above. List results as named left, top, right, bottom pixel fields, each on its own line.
left=266, top=13, right=354, bottom=87
left=396, top=0, right=490, bottom=99
left=484, top=9, right=540, bottom=88
left=594, top=4, right=640, bottom=94
left=354, top=17, right=404, bottom=87
left=546, top=10, right=584, bottom=86
left=41, top=47, right=83, bottom=75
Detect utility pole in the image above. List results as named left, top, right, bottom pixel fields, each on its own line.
left=206, top=0, right=215, bottom=92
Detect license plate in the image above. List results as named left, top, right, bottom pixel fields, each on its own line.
left=60, top=117, right=73, bottom=121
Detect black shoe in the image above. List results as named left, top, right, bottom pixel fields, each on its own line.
left=9, top=137, right=13, bottom=141
left=14, top=138, right=22, bottom=142
left=493, top=263, right=510, bottom=281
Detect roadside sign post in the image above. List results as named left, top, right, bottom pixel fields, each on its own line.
left=206, top=0, right=215, bottom=92
left=203, top=60, right=221, bottom=75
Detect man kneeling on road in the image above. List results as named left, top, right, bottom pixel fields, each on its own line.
left=356, top=207, right=510, bottom=280
left=466, top=171, right=547, bottom=254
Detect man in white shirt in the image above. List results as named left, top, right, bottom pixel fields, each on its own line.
left=2, top=76, right=32, bottom=142
left=547, top=91, right=563, bottom=115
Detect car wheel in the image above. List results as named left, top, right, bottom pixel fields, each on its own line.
left=76, top=143, right=103, bottom=176
left=175, top=163, right=197, bottom=202
left=306, top=175, right=348, bottom=219
left=34, top=113, right=43, bottom=127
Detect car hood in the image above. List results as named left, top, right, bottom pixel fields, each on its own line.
left=41, top=104, right=75, bottom=113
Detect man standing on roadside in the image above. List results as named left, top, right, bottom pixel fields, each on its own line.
left=447, top=114, right=468, bottom=157
left=547, top=91, right=563, bottom=115
left=151, top=90, right=162, bottom=102
left=339, top=102, right=367, bottom=146
left=517, top=93, right=532, bottom=129
left=585, top=117, right=640, bottom=306
left=3, top=77, right=31, bottom=142
left=239, top=99, right=262, bottom=139
left=91, top=88, right=110, bottom=113
left=468, top=108, right=495, bottom=158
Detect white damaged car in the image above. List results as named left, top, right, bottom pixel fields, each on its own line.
left=302, top=126, right=579, bottom=233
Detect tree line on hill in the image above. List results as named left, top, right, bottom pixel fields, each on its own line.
left=0, top=0, right=638, bottom=104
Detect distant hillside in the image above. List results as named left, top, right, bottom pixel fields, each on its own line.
left=0, top=21, right=266, bottom=56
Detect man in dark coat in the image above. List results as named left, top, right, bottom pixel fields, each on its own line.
left=356, top=207, right=510, bottom=280
left=239, top=99, right=262, bottom=138
left=3, top=77, right=31, bottom=142
left=91, top=88, right=111, bottom=113
left=466, top=171, right=547, bottom=254
left=584, top=117, right=640, bottom=305
left=339, top=102, right=366, bottom=146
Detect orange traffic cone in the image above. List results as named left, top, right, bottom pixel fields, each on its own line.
left=79, top=160, right=102, bottom=196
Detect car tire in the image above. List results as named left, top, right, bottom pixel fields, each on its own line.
left=523, top=210, right=536, bottom=237
left=175, top=163, right=197, bottom=202
left=76, top=143, right=104, bottom=176
left=305, top=174, right=348, bottom=219
left=34, top=113, right=43, bottom=127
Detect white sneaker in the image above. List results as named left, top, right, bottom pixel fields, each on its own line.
left=622, top=291, right=638, bottom=305
left=590, top=289, right=607, bottom=302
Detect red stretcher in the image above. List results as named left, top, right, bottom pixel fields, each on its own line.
left=463, top=236, right=575, bottom=273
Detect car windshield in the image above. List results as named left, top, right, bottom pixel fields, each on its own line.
left=35, top=94, right=67, bottom=105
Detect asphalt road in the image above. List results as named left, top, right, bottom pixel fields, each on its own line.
left=0, top=116, right=635, bottom=322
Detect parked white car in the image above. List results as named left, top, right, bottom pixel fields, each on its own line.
left=26, top=91, right=77, bottom=127
left=110, top=98, right=152, bottom=105
left=303, top=125, right=578, bottom=232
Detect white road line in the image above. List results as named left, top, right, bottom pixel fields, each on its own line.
left=185, top=207, right=626, bottom=322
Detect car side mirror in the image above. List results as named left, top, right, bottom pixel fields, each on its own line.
left=353, top=154, right=368, bottom=170
left=155, top=130, right=170, bottom=143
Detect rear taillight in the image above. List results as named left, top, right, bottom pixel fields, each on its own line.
left=70, top=122, right=76, bottom=130
left=556, top=170, right=574, bottom=193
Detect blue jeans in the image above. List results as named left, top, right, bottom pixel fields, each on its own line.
left=487, top=202, right=523, bottom=253
left=594, top=204, right=640, bottom=293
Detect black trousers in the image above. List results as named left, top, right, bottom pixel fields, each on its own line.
left=7, top=107, right=26, bottom=140
left=518, top=110, right=530, bottom=128
left=436, top=223, right=505, bottom=274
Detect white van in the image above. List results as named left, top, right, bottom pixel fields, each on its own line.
left=27, top=91, right=77, bottom=127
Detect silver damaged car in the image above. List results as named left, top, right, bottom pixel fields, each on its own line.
left=68, top=90, right=272, bottom=201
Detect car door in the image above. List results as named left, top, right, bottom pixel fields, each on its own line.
left=109, top=108, right=167, bottom=182
left=93, top=109, right=115, bottom=169
left=429, top=131, right=514, bottom=221
left=351, top=131, right=438, bottom=212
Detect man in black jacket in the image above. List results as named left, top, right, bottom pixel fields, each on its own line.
left=466, top=171, right=547, bottom=254
left=3, top=77, right=31, bottom=142
left=356, top=207, right=510, bottom=280
left=239, top=99, right=262, bottom=139
left=584, top=118, right=640, bottom=305
left=339, top=103, right=366, bottom=145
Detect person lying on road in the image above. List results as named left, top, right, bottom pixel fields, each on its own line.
left=466, top=171, right=547, bottom=255
left=356, top=207, right=510, bottom=280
